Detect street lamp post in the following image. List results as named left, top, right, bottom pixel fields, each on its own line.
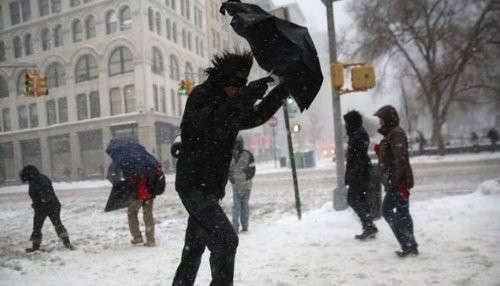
left=321, top=0, right=348, bottom=210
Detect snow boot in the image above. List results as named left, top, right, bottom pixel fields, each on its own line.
left=25, top=242, right=41, bottom=253
left=131, top=236, right=143, bottom=245
left=355, top=225, right=378, bottom=240
left=396, top=248, right=419, bottom=257
left=63, top=239, right=75, bottom=250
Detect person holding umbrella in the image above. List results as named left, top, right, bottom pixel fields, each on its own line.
left=171, top=50, right=289, bottom=286
left=19, top=165, right=75, bottom=252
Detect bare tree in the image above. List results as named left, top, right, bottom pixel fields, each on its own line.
left=347, top=0, right=499, bottom=154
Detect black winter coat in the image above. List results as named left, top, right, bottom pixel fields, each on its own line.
left=175, top=80, right=287, bottom=199
left=28, top=172, right=61, bottom=211
left=345, top=126, right=372, bottom=187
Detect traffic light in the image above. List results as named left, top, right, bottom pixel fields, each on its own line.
left=178, top=80, right=187, bottom=95
left=331, top=62, right=344, bottom=91
left=35, top=73, right=48, bottom=96
left=351, top=66, right=375, bottom=91
left=185, top=79, right=195, bottom=95
left=25, top=72, right=36, bottom=96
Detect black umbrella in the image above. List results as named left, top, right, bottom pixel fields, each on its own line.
left=220, top=1, right=323, bottom=111
left=104, top=180, right=136, bottom=212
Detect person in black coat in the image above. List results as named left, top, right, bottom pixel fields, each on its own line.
left=343, top=110, right=378, bottom=240
left=172, top=50, right=289, bottom=286
left=19, top=165, right=74, bottom=252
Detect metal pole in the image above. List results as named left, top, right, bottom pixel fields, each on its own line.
left=283, top=100, right=302, bottom=220
left=326, top=1, right=348, bottom=210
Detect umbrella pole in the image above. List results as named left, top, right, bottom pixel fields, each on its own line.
left=283, top=99, right=302, bottom=220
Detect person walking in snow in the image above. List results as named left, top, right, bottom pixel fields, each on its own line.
left=343, top=110, right=378, bottom=240
left=228, top=136, right=256, bottom=233
left=486, top=128, right=498, bottom=153
left=171, top=50, right=289, bottom=286
left=19, top=165, right=75, bottom=252
left=374, top=105, right=419, bottom=257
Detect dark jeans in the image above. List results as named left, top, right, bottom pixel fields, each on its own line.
left=31, top=204, right=69, bottom=244
left=347, top=183, right=374, bottom=229
left=382, top=191, right=418, bottom=251
left=172, top=188, right=238, bottom=286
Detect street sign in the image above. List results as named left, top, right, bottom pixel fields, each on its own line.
left=268, top=116, right=278, bottom=127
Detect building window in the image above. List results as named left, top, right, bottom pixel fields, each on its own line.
left=58, top=97, right=68, bottom=123
left=29, top=103, right=38, bottom=128
left=20, top=139, right=41, bottom=168
left=120, top=6, right=131, bottom=30
left=16, top=71, right=28, bottom=95
left=106, top=10, right=117, bottom=34
left=185, top=62, right=193, bottom=79
left=148, top=8, right=154, bottom=31
left=46, top=62, right=66, bottom=88
left=48, top=134, right=71, bottom=179
left=160, top=87, right=166, bottom=113
left=0, top=142, right=15, bottom=182
left=9, top=2, right=21, bottom=25
left=77, top=93, right=88, bottom=120
left=172, top=22, right=178, bottom=43
left=89, top=91, right=100, bottom=118
left=169, top=55, right=179, bottom=80
left=46, top=99, right=57, bottom=125
left=85, top=15, right=96, bottom=39
left=124, top=85, right=135, bottom=113
left=155, top=12, right=161, bottom=35
left=18, top=105, right=28, bottom=129
left=153, top=84, right=159, bottom=112
left=72, top=19, right=83, bottom=42
left=51, top=0, right=61, bottom=13
left=53, top=24, right=63, bottom=47
left=182, top=28, right=186, bottom=48
left=13, top=36, right=22, bottom=58
left=171, top=0, right=176, bottom=11
left=166, top=19, right=171, bottom=40
left=42, top=28, right=51, bottom=51
left=0, top=76, right=8, bottom=98
left=108, top=46, right=133, bottom=77
left=151, top=47, right=163, bottom=74
left=2, top=108, right=11, bottom=131
left=39, top=0, right=50, bottom=17
left=71, top=0, right=81, bottom=7
left=0, top=41, right=5, bottom=62
left=24, top=33, right=33, bottom=55
left=198, top=67, right=205, bottom=83
left=75, top=55, right=98, bottom=83
left=110, top=87, right=122, bottom=115
left=170, top=89, right=176, bottom=115
left=20, top=0, right=31, bottom=22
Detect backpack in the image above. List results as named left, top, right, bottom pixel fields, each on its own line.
left=147, top=163, right=166, bottom=196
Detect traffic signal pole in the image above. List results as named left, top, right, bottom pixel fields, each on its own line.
left=283, top=99, right=302, bottom=220
left=323, top=0, right=348, bottom=210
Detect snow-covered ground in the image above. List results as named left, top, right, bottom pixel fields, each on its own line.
left=1, top=153, right=499, bottom=285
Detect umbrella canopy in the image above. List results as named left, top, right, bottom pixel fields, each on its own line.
left=220, top=1, right=324, bottom=111
left=105, top=139, right=158, bottom=178
left=104, top=180, right=136, bottom=212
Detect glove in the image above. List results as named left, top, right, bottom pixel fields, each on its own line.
left=399, top=188, right=410, bottom=200
left=373, top=143, right=381, bottom=156
left=239, top=77, right=274, bottom=99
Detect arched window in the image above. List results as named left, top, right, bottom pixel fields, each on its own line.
left=109, top=46, right=134, bottom=76
left=13, top=37, right=22, bottom=58
left=187, top=31, right=192, bottom=51
left=120, top=6, right=132, bottom=30
left=148, top=8, right=154, bottom=31
left=42, top=28, right=51, bottom=51
left=24, top=34, right=33, bottom=55
left=75, top=55, right=98, bottom=83
left=85, top=15, right=96, bottom=39
left=46, top=62, right=66, bottom=88
left=106, top=10, right=117, bottom=34
left=72, top=19, right=83, bottom=42
left=53, top=25, right=63, bottom=47
left=151, top=47, right=164, bottom=74
left=155, top=12, right=162, bottom=35
left=169, top=55, right=179, bottom=80
left=0, top=76, right=8, bottom=98
left=0, top=41, right=5, bottom=62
